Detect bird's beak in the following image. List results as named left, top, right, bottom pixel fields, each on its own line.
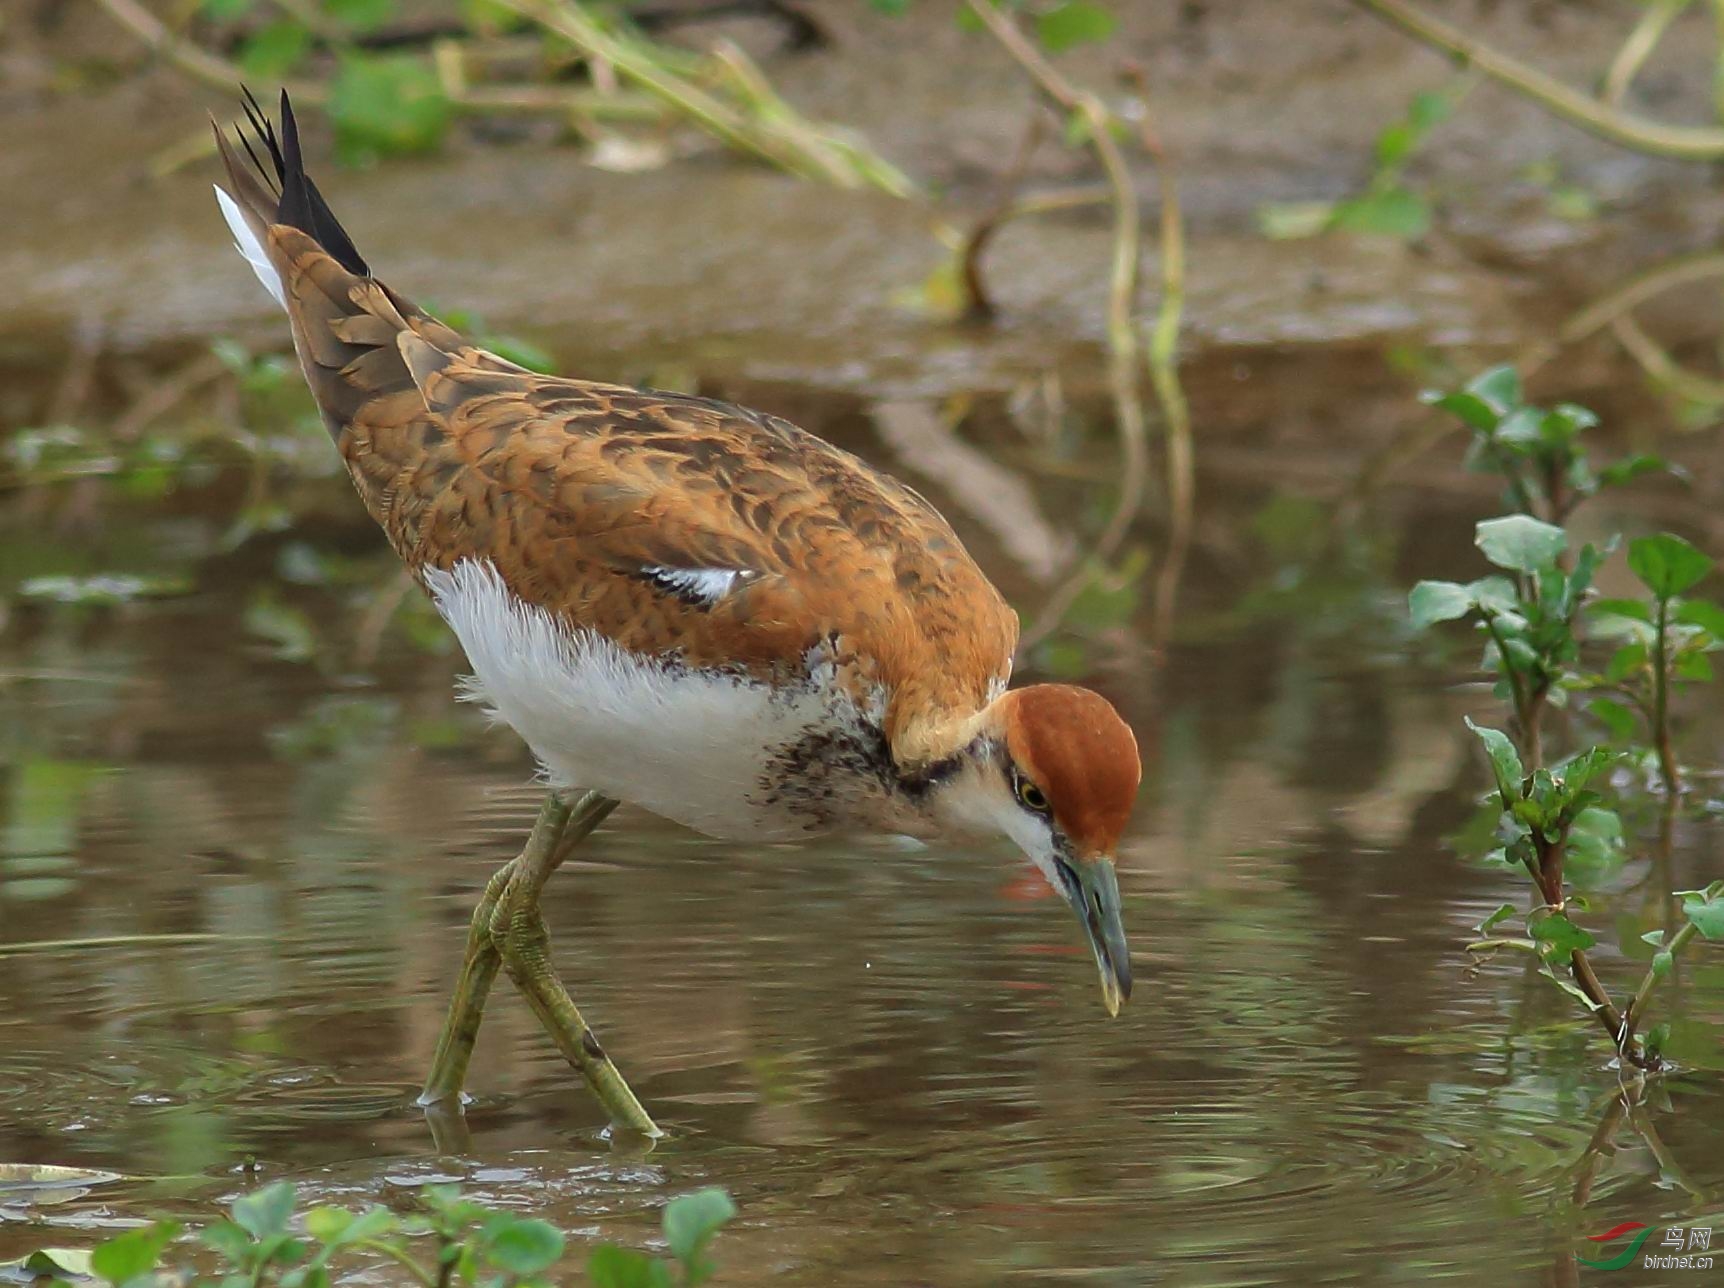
left=1060, top=857, right=1132, bottom=1017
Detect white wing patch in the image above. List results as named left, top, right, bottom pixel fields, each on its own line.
left=214, top=186, right=287, bottom=311
left=643, top=565, right=754, bottom=605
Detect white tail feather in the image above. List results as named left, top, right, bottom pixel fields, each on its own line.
left=214, top=186, right=287, bottom=311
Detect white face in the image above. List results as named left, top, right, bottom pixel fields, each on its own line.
left=929, top=755, right=1065, bottom=890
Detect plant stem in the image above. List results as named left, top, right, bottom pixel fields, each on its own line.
left=1602, top=0, right=1694, bottom=107
left=1622, top=922, right=1699, bottom=1041
left=1127, top=67, right=1194, bottom=652
left=959, top=186, right=1111, bottom=321
left=1352, top=0, right=1724, bottom=160
left=498, top=0, right=917, bottom=195
left=1651, top=596, right=1682, bottom=795
left=1480, top=611, right=1539, bottom=763
left=967, top=0, right=1154, bottom=651
left=354, top=1241, right=438, bottom=1288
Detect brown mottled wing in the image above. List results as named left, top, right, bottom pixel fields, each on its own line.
left=239, top=230, right=1014, bottom=753
left=380, top=342, right=1018, bottom=752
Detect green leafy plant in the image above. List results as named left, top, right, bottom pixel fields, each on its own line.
left=1421, top=365, right=1667, bottom=524
left=1409, top=513, right=1605, bottom=766
left=1576, top=534, right=1723, bottom=793
left=100, top=0, right=915, bottom=189
left=29, top=1181, right=735, bottom=1287
left=586, top=1188, right=737, bottom=1288
left=1408, top=367, right=1721, bottom=1073
left=1259, top=81, right=1466, bottom=240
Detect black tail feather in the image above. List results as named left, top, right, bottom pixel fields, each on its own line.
left=234, top=87, right=370, bottom=278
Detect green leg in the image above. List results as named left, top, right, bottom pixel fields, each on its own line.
left=417, top=791, right=660, bottom=1138
left=491, top=794, right=662, bottom=1138
left=418, top=857, right=516, bottom=1108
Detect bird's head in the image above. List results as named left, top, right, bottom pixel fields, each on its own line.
left=929, top=684, right=1141, bottom=1015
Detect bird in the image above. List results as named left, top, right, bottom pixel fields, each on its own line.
left=211, top=90, right=1140, bottom=1136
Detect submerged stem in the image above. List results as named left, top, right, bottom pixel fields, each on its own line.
left=1651, top=596, right=1682, bottom=795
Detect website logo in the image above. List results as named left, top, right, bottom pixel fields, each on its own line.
left=1578, top=1222, right=1713, bottom=1272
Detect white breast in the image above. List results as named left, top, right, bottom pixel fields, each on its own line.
left=424, top=559, right=885, bottom=841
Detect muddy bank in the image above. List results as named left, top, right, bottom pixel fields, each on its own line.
left=5, top=2, right=1724, bottom=401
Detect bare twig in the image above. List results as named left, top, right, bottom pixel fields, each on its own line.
left=960, top=186, right=1110, bottom=321
left=95, top=0, right=327, bottom=103
left=110, top=351, right=227, bottom=442
left=1609, top=314, right=1724, bottom=406
left=1353, top=0, right=1724, bottom=160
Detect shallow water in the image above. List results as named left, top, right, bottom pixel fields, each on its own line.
left=1, top=354, right=1722, bottom=1286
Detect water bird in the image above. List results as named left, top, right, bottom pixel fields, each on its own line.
left=211, top=90, right=1140, bottom=1135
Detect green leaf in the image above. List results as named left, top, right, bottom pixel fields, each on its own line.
left=1466, top=719, right=1524, bottom=802
left=4, top=1248, right=95, bottom=1279
left=1598, top=453, right=1667, bottom=488
left=1675, top=651, right=1714, bottom=682
left=1467, top=365, right=1522, bottom=413
left=1475, top=903, right=1517, bottom=936
left=1530, top=912, right=1595, bottom=959
left=1676, top=597, right=1724, bottom=638
left=1255, top=201, right=1336, bottom=241
left=1034, top=1, right=1115, bottom=51
left=233, top=1183, right=296, bottom=1240
left=1682, top=895, right=1724, bottom=941
left=1589, top=597, right=1653, bottom=624
left=1606, top=641, right=1648, bottom=682
left=485, top=1218, right=563, bottom=1276
left=1468, top=575, right=1519, bottom=615
left=1421, top=389, right=1501, bottom=431
left=1375, top=91, right=1449, bottom=168
left=662, top=1188, right=736, bottom=1283
left=1565, top=806, right=1626, bottom=888
left=199, top=1220, right=254, bottom=1263
left=1475, top=515, right=1567, bottom=573
left=240, top=20, right=312, bottom=79
left=200, top=0, right=254, bottom=17
left=323, top=0, right=393, bottom=32
left=587, top=1246, right=674, bottom=1288
left=92, top=1222, right=180, bottom=1284
left=1567, top=539, right=1613, bottom=599
left=1653, top=949, right=1674, bottom=980
left=1495, top=406, right=1543, bottom=446
left=1585, top=696, right=1639, bottom=742
left=329, top=53, right=452, bottom=160
left=1543, top=402, right=1598, bottom=437
left=1405, top=88, right=1451, bottom=133
left=1627, top=533, right=1713, bottom=599
left=1330, top=186, right=1429, bottom=239
left=1408, top=580, right=1474, bottom=628
left=303, top=1207, right=352, bottom=1244
left=1558, top=746, right=1617, bottom=795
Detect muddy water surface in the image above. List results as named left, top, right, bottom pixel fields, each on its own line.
left=2, top=339, right=1723, bottom=1286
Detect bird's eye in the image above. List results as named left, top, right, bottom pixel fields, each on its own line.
left=1015, top=776, right=1051, bottom=814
